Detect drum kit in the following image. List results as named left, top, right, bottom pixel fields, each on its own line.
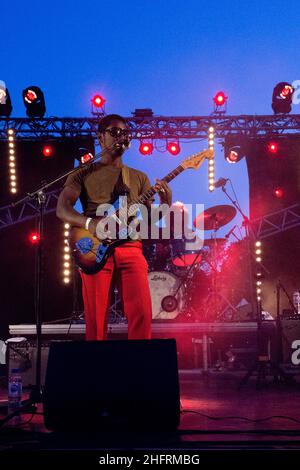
left=146, top=204, right=238, bottom=321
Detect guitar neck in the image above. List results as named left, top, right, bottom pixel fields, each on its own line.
left=135, top=164, right=185, bottom=205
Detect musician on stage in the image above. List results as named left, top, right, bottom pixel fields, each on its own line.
left=56, top=114, right=172, bottom=340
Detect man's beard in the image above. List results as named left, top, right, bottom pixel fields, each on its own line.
left=112, top=144, right=126, bottom=157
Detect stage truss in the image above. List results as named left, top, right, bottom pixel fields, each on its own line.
left=1, top=114, right=300, bottom=234
left=1, top=114, right=300, bottom=140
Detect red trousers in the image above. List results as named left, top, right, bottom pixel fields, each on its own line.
left=80, top=241, right=152, bottom=340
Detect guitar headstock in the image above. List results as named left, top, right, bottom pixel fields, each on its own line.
left=181, top=149, right=214, bottom=170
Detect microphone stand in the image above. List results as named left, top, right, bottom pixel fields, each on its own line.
left=5, top=141, right=119, bottom=410
left=220, top=181, right=257, bottom=317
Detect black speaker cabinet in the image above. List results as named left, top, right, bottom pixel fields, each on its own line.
left=43, top=339, right=180, bottom=431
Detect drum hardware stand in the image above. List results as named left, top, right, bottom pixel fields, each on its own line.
left=238, top=281, right=295, bottom=389
left=220, top=181, right=257, bottom=321
left=161, top=248, right=203, bottom=317
left=205, top=241, right=237, bottom=320
left=108, top=287, right=125, bottom=323
left=204, top=218, right=238, bottom=321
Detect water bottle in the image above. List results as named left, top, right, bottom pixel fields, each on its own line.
left=8, top=368, right=22, bottom=420
left=293, top=291, right=300, bottom=314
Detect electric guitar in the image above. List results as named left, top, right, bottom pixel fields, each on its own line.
left=69, top=149, right=213, bottom=274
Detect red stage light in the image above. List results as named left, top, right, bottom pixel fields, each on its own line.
left=274, top=187, right=284, bottom=198
left=139, top=142, right=153, bottom=155
left=92, top=94, right=106, bottom=108
left=29, top=232, right=40, bottom=244
left=213, top=91, right=227, bottom=107
left=81, top=152, right=94, bottom=164
left=25, top=89, right=37, bottom=103
left=167, top=142, right=180, bottom=156
left=42, top=145, right=54, bottom=157
left=226, top=150, right=239, bottom=163
left=280, top=85, right=293, bottom=99
left=267, top=142, right=278, bottom=154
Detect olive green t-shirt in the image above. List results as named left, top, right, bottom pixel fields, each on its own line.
left=64, top=162, right=153, bottom=217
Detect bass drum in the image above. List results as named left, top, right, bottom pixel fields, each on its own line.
left=148, top=271, right=184, bottom=320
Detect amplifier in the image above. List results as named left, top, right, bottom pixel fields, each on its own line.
left=7, top=341, right=51, bottom=388
left=281, top=317, right=300, bottom=367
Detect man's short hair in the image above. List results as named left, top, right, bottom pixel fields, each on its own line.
left=98, top=114, right=127, bottom=133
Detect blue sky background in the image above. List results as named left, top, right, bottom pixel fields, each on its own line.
left=1, top=0, right=300, bottom=237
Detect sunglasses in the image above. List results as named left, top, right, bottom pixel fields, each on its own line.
left=104, top=127, right=132, bottom=139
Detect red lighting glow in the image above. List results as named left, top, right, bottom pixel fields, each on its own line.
left=274, top=187, right=284, bottom=198
left=92, top=94, right=106, bottom=108
left=167, top=142, right=180, bottom=156
left=81, top=152, right=94, bottom=164
left=139, top=142, right=153, bottom=155
left=280, top=85, right=293, bottom=99
left=267, top=142, right=278, bottom=154
left=226, top=150, right=239, bottom=163
left=213, top=91, right=227, bottom=107
left=29, top=232, right=40, bottom=244
left=25, top=89, right=37, bottom=103
left=42, top=145, right=54, bottom=157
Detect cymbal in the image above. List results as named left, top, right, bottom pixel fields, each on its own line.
left=194, top=205, right=236, bottom=230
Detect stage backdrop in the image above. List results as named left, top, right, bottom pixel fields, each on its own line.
left=0, top=137, right=94, bottom=337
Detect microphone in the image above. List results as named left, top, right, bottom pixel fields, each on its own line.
left=214, top=177, right=229, bottom=188
left=121, top=139, right=131, bottom=149
left=225, top=224, right=237, bottom=239
left=114, top=139, right=131, bottom=151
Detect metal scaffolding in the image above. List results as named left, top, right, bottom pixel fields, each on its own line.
left=1, top=114, right=300, bottom=233
left=0, top=189, right=59, bottom=230
left=1, top=114, right=300, bottom=140
left=250, top=204, right=300, bottom=239
left=1, top=185, right=299, bottom=240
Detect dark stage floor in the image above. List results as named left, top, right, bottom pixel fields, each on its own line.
left=1, top=368, right=300, bottom=464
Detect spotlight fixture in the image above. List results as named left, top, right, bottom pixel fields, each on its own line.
left=167, top=142, right=180, bottom=156
left=213, top=91, right=227, bottom=113
left=0, top=80, right=12, bottom=117
left=225, top=146, right=244, bottom=164
left=272, top=82, right=294, bottom=114
left=77, top=147, right=95, bottom=164
left=224, top=136, right=249, bottom=164
left=22, top=86, right=46, bottom=118
left=91, top=94, right=106, bottom=116
left=139, top=142, right=153, bottom=155
left=92, top=94, right=106, bottom=108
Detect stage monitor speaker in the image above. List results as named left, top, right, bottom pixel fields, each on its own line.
left=43, top=339, right=180, bottom=431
